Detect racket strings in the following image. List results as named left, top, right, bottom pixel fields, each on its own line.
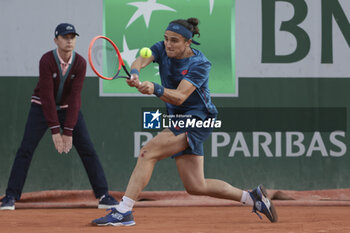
left=90, top=37, right=121, bottom=79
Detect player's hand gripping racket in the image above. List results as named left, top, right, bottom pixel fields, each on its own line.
left=88, top=36, right=131, bottom=80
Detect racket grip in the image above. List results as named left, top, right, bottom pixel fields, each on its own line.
left=130, top=73, right=142, bottom=86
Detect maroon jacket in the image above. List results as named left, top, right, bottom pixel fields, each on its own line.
left=31, top=50, right=86, bottom=136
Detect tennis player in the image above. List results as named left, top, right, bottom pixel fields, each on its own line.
left=92, top=18, right=278, bottom=226
left=0, top=23, right=118, bottom=210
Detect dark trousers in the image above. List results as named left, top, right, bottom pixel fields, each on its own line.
left=6, top=103, right=109, bottom=200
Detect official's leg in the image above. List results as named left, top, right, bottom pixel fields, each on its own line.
left=72, top=111, right=108, bottom=198
left=175, top=154, right=243, bottom=201
left=5, top=104, right=48, bottom=200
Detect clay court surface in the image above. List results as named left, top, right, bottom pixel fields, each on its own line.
left=1, top=206, right=350, bottom=233
left=1, top=189, right=350, bottom=233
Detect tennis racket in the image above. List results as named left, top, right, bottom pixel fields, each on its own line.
left=88, top=36, right=131, bottom=80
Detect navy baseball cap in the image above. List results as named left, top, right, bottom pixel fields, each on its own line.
left=55, top=23, right=79, bottom=37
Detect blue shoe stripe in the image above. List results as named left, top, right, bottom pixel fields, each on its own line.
left=122, top=221, right=136, bottom=226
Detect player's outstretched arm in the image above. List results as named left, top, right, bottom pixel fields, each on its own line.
left=158, top=80, right=196, bottom=105
left=137, top=79, right=196, bottom=106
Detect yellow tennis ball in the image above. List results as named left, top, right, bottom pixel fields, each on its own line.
left=140, top=47, right=152, bottom=58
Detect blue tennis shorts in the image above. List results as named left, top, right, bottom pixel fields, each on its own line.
left=169, top=116, right=215, bottom=157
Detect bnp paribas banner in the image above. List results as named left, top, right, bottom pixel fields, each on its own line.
left=102, top=0, right=236, bottom=97
left=236, top=0, right=350, bottom=78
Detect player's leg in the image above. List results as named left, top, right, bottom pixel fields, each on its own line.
left=175, top=154, right=278, bottom=222
left=175, top=154, right=243, bottom=201
left=1, top=104, right=48, bottom=210
left=71, top=111, right=117, bottom=208
left=123, top=129, right=188, bottom=201
left=92, top=129, right=188, bottom=226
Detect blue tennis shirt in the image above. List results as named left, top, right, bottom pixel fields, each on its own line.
left=151, top=41, right=218, bottom=120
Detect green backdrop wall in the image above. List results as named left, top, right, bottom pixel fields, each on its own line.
left=0, top=76, right=349, bottom=195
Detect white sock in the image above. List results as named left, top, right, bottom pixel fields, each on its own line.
left=116, top=196, right=135, bottom=213
left=240, top=191, right=254, bottom=206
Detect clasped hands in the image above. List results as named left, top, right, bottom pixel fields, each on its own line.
left=52, top=133, right=72, bottom=154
